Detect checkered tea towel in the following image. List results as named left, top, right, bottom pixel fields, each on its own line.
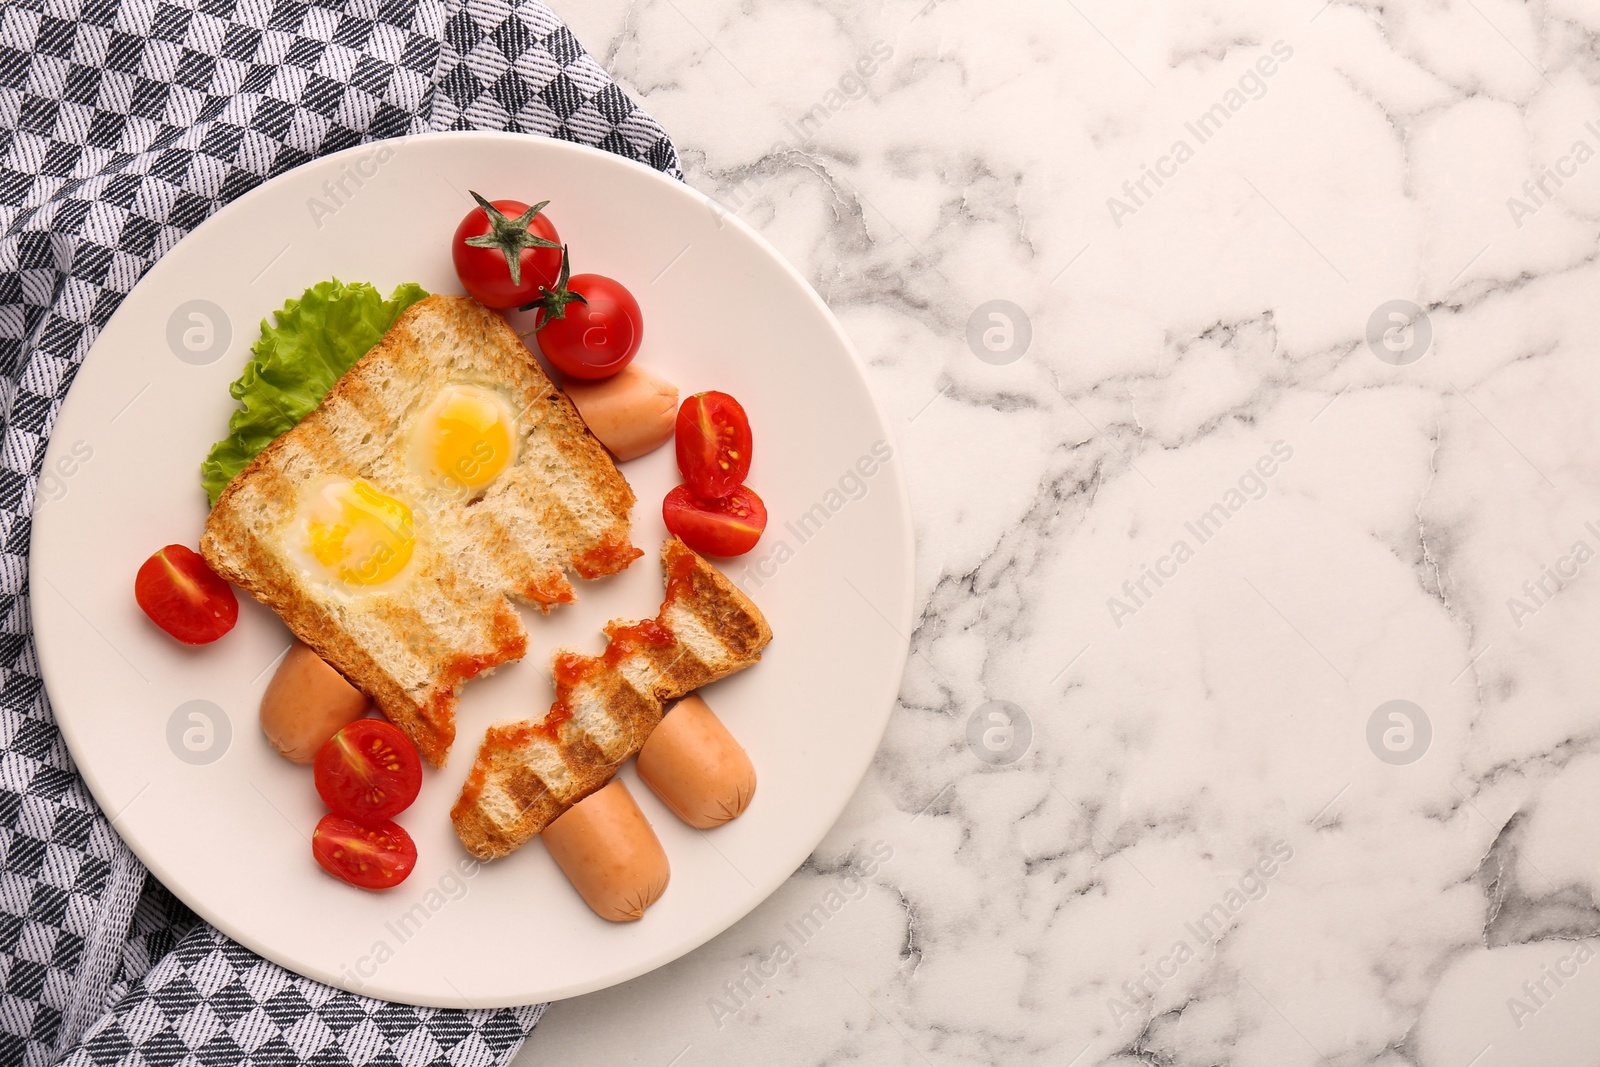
left=0, top=0, right=680, bottom=1062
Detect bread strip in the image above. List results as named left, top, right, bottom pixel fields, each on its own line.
left=452, top=538, right=773, bottom=859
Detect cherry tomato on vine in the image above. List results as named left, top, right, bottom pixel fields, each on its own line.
left=662, top=484, right=767, bottom=557
left=134, top=544, right=238, bottom=644
left=452, top=193, right=562, bottom=309
left=675, top=391, right=752, bottom=499
left=312, top=814, right=417, bottom=890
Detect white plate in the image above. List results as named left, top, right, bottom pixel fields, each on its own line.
left=29, top=132, right=913, bottom=1007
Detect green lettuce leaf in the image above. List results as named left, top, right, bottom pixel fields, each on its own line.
left=201, top=280, right=428, bottom=505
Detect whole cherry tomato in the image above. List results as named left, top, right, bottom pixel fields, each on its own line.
left=452, top=193, right=562, bottom=309
left=535, top=273, right=643, bottom=380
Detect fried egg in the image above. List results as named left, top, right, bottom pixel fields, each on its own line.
left=298, top=478, right=415, bottom=588
left=411, top=383, right=518, bottom=493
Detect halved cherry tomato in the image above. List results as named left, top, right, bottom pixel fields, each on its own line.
left=134, top=544, right=238, bottom=644
left=452, top=194, right=563, bottom=309
left=312, top=814, right=417, bottom=890
left=535, top=274, right=643, bottom=380
left=663, top=484, right=767, bottom=557
left=675, top=391, right=752, bottom=499
left=314, top=719, right=422, bottom=822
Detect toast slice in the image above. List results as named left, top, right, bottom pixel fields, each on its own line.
left=452, top=538, right=772, bottom=859
left=201, top=294, right=641, bottom=766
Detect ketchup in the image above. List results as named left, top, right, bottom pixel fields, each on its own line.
left=664, top=545, right=698, bottom=606
left=572, top=534, right=644, bottom=579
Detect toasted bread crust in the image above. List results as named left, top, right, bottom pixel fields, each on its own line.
left=451, top=539, right=773, bottom=859
left=201, top=294, right=641, bottom=766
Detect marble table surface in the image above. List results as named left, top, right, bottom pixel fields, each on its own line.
left=518, top=1, right=1600, bottom=1063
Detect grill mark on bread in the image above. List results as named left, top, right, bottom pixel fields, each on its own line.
left=465, top=452, right=585, bottom=609
left=474, top=510, right=564, bottom=609
left=201, top=295, right=640, bottom=767
left=451, top=539, right=773, bottom=859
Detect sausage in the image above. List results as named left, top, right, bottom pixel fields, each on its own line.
left=542, top=779, right=670, bottom=921
left=637, top=693, right=756, bottom=829
left=562, top=364, right=679, bottom=461
left=260, top=643, right=370, bottom=763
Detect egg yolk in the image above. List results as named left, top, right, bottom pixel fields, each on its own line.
left=417, top=385, right=516, bottom=490
left=304, top=479, right=414, bottom=586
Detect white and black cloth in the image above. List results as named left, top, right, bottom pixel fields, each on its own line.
left=0, top=0, right=679, bottom=1062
